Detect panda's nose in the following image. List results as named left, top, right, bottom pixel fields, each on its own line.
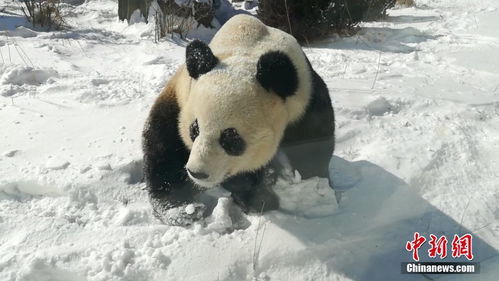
left=187, top=168, right=209, bottom=180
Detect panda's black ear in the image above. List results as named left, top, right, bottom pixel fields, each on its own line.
left=186, top=40, right=218, bottom=79
left=256, top=51, right=298, bottom=99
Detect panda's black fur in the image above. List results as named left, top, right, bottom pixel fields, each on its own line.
left=142, top=17, right=335, bottom=226
left=186, top=40, right=218, bottom=79
left=256, top=51, right=299, bottom=99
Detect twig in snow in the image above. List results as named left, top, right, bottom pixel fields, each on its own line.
left=74, top=39, right=89, bottom=58
left=6, top=35, right=12, bottom=63
left=371, top=50, right=382, bottom=89
left=472, top=222, right=491, bottom=233
left=458, top=195, right=473, bottom=235
left=0, top=44, right=4, bottom=64
left=343, top=0, right=384, bottom=89
left=256, top=221, right=267, bottom=266
left=15, top=40, right=34, bottom=67
left=4, top=32, right=33, bottom=67
left=370, top=10, right=391, bottom=90
left=342, top=56, right=349, bottom=77
left=11, top=37, right=33, bottom=67
left=252, top=201, right=266, bottom=274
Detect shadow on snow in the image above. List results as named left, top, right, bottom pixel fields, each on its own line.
left=262, top=157, right=498, bottom=280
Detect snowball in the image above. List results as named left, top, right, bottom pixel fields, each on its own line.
left=185, top=204, right=196, bottom=215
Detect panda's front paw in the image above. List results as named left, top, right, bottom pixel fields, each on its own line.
left=248, top=186, right=280, bottom=213
left=262, top=167, right=278, bottom=186
left=155, top=203, right=206, bottom=226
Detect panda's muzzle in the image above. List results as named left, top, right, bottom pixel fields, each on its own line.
left=186, top=168, right=209, bottom=180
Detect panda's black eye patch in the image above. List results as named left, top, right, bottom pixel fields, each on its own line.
left=190, top=119, right=199, bottom=141
left=219, top=128, right=245, bottom=156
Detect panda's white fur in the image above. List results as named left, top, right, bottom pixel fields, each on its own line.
left=175, top=15, right=314, bottom=187
left=207, top=15, right=312, bottom=124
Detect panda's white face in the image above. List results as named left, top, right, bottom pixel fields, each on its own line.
left=180, top=71, right=288, bottom=188
left=178, top=19, right=313, bottom=187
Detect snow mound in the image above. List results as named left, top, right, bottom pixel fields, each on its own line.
left=329, top=156, right=362, bottom=191
left=9, top=26, right=38, bottom=38
left=0, top=66, right=57, bottom=86
left=16, top=258, right=86, bottom=281
left=0, top=181, right=61, bottom=200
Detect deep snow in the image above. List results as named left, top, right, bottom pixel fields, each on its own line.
left=0, top=0, right=498, bottom=280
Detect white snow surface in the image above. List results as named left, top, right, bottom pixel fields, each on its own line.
left=1, top=0, right=499, bottom=280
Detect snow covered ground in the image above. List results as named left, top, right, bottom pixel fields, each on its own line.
left=1, top=0, right=498, bottom=280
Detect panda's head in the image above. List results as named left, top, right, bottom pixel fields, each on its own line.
left=179, top=38, right=311, bottom=188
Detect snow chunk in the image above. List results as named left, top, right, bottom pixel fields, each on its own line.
left=45, top=158, right=70, bottom=170
left=0, top=66, right=57, bottom=86
left=96, top=162, right=112, bottom=171
left=68, top=187, right=98, bottom=207
left=185, top=204, right=196, bottom=215
left=79, top=165, right=91, bottom=174
left=151, top=249, right=171, bottom=269
left=115, top=206, right=149, bottom=225
left=206, top=197, right=234, bottom=233
left=365, top=97, right=394, bottom=116
left=0, top=84, right=22, bottom=97
left=3, top=149, right=19, bottom=157
left=273, top=177, right=338, bottom=218
left=90, top=78, right=109, bottom=86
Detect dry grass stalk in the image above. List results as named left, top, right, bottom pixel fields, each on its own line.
left=20, top=0, right=66, bottom=30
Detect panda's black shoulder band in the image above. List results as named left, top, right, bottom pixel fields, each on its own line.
left=256, top=51, right=298, bottom=99
left=186, top=40, right=218, bottom=79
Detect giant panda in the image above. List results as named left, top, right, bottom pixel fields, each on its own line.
left=142, top=15, right=335, bottom=226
